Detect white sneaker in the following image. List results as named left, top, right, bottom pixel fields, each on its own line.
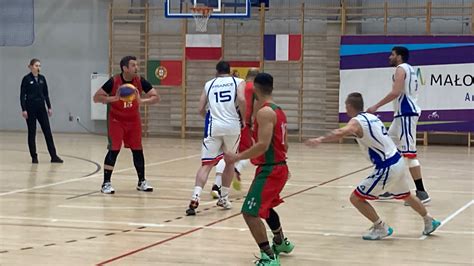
left=362, top=222, right=393, bottom=240
left=423, top=218, right=441, bottom=235
left=217, top=196, right=232, bottom=209
left=136, top=180, right=153, bottom=192
left=101, top=182, right=115, bottom=194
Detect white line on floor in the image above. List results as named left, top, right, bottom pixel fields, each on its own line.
left=419, top=199, right=474, bottom=240
left=0, top=154, right=200, bottom=197
left=0, top=215, right=422, bottom=240
left=57, top=199, right=216, bottom=210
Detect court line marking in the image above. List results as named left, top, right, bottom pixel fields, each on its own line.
left=0, top=154, right=200, bottom=197
left=58, top=199, right=217, bottom=210
left=2, top=215, right=471, bottom=237
left=96, top=165, right=372, bottom=265
left=419, top=199, right=474, bottom=240
left=2, top=149, right=102, bottom=177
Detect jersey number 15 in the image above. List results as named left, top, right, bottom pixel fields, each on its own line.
left=214, top=90, right=232, bottom=103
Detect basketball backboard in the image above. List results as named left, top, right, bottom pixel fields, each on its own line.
left=165, top=0, right=251, bottom=18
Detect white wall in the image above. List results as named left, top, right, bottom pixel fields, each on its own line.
left=0, top=0, right=109, bottom=133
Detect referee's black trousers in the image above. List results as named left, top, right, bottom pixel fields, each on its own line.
left=25, top=103, right=57, bottom=159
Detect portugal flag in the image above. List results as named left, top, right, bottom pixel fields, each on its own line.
left=147, top=60, right=182, bottom=86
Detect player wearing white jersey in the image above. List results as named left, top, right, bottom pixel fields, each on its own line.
left=306, top=93, right=440, bottom=240
left=367, top=46, right=430, bottom=204
left=186, top=61, right=246, bottom=216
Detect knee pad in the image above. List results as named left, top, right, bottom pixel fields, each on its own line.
left=404, top=158, right=420, bottom=168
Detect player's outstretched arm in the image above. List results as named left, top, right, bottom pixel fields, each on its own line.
left=224, top=107, right=275, bottom=163
left=306, top=119, right=362, bottom=147
left=367, top=67, right=405, bottom=113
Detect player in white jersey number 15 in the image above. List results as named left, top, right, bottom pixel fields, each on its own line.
left=186, top=61, right=247, bottom=216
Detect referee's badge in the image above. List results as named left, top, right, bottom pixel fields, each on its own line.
left=155, top=66, right=168, bottom=80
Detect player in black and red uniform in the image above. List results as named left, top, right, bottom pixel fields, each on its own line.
left=93, top=55, right=159, bottom=194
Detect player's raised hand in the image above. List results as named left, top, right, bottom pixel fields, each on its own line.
left=224, top=151, right=238, bottom=164
left=305, top=137, right=323, bottom=148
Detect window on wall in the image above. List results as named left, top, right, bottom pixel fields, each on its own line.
left=0, top=0, right=35, bottom=46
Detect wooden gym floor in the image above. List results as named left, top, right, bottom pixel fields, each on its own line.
left=0, top=132, right=472, bottom=265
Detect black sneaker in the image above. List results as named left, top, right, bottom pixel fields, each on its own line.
left=404, top=190, right=431, bottom=206
left=51, top=156, right=64, bottom=163
left=32, top=157, right=38, bottom=164
left=416, top=190, right=431, bottom=204
left=210, top=184, right=221, bottom=199
left=186, top=198, right=199, bottom=216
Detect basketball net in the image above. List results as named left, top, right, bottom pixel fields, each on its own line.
left=191, top=6, right=213, bottom=32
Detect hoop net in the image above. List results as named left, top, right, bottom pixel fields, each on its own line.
left=191, top=6, right=213, bottom=32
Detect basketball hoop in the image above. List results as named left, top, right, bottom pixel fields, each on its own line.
left=191, top=6, right=213, bottom=32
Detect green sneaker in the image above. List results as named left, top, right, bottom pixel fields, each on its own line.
left=272, top=238, right=295, bottom=255
left=254, top=252, right=280, bottom=266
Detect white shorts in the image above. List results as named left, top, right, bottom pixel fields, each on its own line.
left=201, top=134, right=240, bottom=166
left=354, top=155, right=411, bottom=200
left=388, top=115, right=419, bottom=158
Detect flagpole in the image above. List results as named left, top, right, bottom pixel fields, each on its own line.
left=298, top=3, right=305, bottom=142
left=144, top=3, right=150, bottom=137
left=181, top=14, right=187, bottom=139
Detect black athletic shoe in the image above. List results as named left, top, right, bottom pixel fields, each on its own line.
left=186, top=198, right=199, bottom=216
left=32, top=157, right=39, bottom=164
left=210, top=184, right=221, bottom=199
left=51, top=156, right=64, bottom=163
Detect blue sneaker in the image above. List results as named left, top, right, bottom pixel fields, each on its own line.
left=423, top=218, right=441, bottom=235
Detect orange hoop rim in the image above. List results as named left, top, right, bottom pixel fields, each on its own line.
left=191, top=6, right=213, bottom=16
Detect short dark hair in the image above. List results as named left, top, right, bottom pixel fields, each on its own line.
left=246, top=68, right=259, bottom=80
left=392, top=46, right=409, bottom=62
left=216, top=61, right=231, bottom=74
left=254, top=73, right=274, bottom=95
left=29, top=58, right=40, bottom=66
left=120, top=55, right=137, bottom=72
left=346, top=92, right=364, bottom=112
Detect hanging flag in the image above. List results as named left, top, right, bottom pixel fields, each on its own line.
left=147, top=60, right=182, bottom=86
left=264, top=34, right=302, bottom=61
left=185, top=34, right=222, bottom=60
left=229, top=61, right=260, bottom=79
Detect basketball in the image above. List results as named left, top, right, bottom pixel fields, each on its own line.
left=119, top=83, right=136, bottom=102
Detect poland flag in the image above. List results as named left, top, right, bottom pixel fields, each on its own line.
left=185, top=34, right=222, bottom=60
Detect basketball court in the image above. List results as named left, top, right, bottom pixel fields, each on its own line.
left=0, top=132, right=472, bottom=265
left=1, top=0, right=473, bottom=265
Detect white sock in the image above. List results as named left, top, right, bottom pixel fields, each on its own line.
left=214, top=174, right=222, bottom=187
left=221, top=186, right=230, bottom=198
left=192, top=186, right=203, bottom=199
left=235, top=159, right=250, bottom=174
left=373, top=218, right=383, bottom=227
left=423, top=213, right=432, bottom=222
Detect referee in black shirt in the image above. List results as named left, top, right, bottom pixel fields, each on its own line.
left=20, top=58, right=63, bottom=164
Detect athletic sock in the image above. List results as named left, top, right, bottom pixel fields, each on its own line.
left=414, top=179, right=425, bottom=192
